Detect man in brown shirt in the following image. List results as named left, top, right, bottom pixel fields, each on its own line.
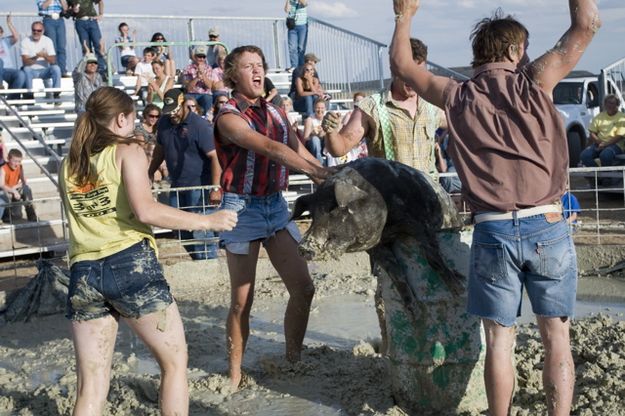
left=390, top=1, right=600, bottom=415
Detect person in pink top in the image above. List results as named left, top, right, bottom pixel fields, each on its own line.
left=181, top=45, right=224, bottom=116
left=390, top=1, right=600, bottom=415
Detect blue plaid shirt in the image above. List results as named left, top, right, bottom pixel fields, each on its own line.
left=37, top=0, right=64, bottom=15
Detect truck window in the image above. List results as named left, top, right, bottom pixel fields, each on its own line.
left=553, top=82, right=584, bottom=105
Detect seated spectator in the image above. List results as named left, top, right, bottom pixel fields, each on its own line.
left=210, top=53, right=230, bottom=96
left=20, top=21, right=61, bottom=98
left=302, top=98, right=327, bottom=164
left=561, top=191, right=581, bottom=225
left=151, top=32, right=176, bottom=77
left=288, top=52, right=319, bottom=99
left=206, top=28, right=226, bottom=68
left=133, top=47, right=156, bottom=103
left=147, top=60, right=174, bottom=108
left=72, top=53, right=102, bottom=115
left=435, top=129, right=462, bottom=194
left=294, top=62, right=328, bottom=119
left=0, top=135, right=7, bottom=166
left=115, top=22, right=138, bottom=74
left=135, top=104, right=168, bottom=182
left=0, top=14, right=26, bottom=100
left=580, top=94, right=625, bottom=167
left=0, top=149, right=37, bottom=223
left=181, top=46, right=224, bottom=116
left=263, top=76, right=283, bottom=107
left=207, top=91, right=229, bottom=124
left=184, top=95, right=203, bottom=118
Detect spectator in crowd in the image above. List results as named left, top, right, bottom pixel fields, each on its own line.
left=72, top=52, right=102, bottom=114
left=263, top=76, right=283, bottom=107
left=210, top=53, right=230, bottom=96
left=181, top=45, right=223, bottom=116
left=115, top=22, right=138, bottom=75
left=0, top=14, right=26, bottom=99
left=135, top=104, right=168, bottom=182
left=36, top=0, right=68, bottom=76
left=149, top=89, right=223, bottom=260
left=288, top=52, right=319, bottom=99
left=294, top=62, right=329, bottom=118
left=390, top=1, right=598, bottom=414
left=150, top=32, right=176, bottom=77
left=0, top=149, right=37, bottom=223
left=561, top=191, right=581, bottom=225
left=214, top=45, right=329, bottom=389
left=207, top=91, right=229, bottom=124
left=147, top=60, right=173, bottom=108
left=302, top=97, right=327, bottom=164
left=133, top=46, right=156, bottom=104
left=435, top=129, right=462, bottom=194
left=67, top=0, right=107, bottom=80
left=20, top=21, right=61, bottom=98
left=0, top=135, right=7, bottom=166
left=284, top=0, right=308, bottom=70
left=280, top=95, right=299, bottom=129
left=323, top=38, right=444, bottom=178
left=580, top=94, right=625, bottom=168
left=325, top=92, right=369, bottom=167
left=206, top=27, right=226, bottom=68
left=59, top=87, right=236, bottom=416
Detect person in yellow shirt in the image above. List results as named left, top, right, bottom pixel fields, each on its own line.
left=59, top=86, right=237, bottom=415
left=580, top=94, right=625, bottom=167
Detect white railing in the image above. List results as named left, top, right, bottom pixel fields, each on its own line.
left=599, top=57, right=625, bottom=110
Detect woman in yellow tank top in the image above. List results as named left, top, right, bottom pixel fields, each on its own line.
left=59, top=87, right=237, bottom=416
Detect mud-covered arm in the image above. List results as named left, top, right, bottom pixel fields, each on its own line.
left=322, top=108, right=369, bottom=157
left=528, top=0, right=600, bottom=94
left=217, top=113, right=329, bottom=180
left=390, top=0, right=452, bottom=109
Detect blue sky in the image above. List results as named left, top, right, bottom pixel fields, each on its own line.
left=2, top=1, right=623, bottom=73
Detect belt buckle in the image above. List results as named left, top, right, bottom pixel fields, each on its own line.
left=51, top=12, right=60, bottom=20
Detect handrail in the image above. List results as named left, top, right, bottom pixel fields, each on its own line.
left=0, top=95, right=62, bottom=189
left=106, top=40, right=229, bottom=86
left=307, top=17, right=387, bottom=48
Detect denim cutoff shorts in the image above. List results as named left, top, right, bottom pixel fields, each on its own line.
left=220, top=192, right=301, bottom=255
left=66, top=239, right=173, bottom=321
left=468, top=214, right=577, bottom=327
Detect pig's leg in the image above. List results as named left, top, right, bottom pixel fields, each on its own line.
left=225, top=241, right=262, bottom=389
left=265, top=229, right=316, bottom=362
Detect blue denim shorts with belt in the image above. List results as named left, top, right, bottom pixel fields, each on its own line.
left=468, top=209, right=577, bottom=327
left=220, top=192, right=301, bottom=255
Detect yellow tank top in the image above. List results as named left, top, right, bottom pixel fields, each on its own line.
left=60, top=144, right=157, bottom=265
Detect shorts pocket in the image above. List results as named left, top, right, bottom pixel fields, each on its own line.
left=109, top=249, right=162, bottom=297
left=472, top=241, right=506, bottom=283
left=222, top=193, right=247, bottom=215
left=537, top=233, right=573, bottom=280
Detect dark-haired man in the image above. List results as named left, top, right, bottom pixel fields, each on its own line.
left=390, top=1, right=600, bottom=415
left=322, top=38, right=445, bottom=177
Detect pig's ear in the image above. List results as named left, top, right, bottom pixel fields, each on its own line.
left=335, top=180, right=368, bottom=208
left=291, top=194, right=314, bottom=220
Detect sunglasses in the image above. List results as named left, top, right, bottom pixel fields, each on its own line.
left=147, top=114, right=160, bottom=118
left=32, top=29, right=43, bottom=33
left=209, top=35, right=218, bottom=39
left=196, top=55, right=207, bottom=59
left=186, top=104, right=197, bottom=109
left=155, top=37, right=165, bottom=41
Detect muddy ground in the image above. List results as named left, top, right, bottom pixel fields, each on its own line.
left=0, top=253, right=625, bottom=416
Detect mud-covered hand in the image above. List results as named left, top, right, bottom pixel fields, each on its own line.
left=393, top=0, right=420, bottom=19
left=321, top=111, right=341, bottom=134
left=207, top=209, right=238, bottom=232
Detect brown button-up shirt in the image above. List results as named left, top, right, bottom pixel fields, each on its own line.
left=442, top=62, right=567, bottom=213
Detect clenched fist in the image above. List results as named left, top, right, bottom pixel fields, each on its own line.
left=321, top=111, right=341, bottom=134
left=393, top=0, right=420, bottom=19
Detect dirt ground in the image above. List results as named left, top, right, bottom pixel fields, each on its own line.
left=0, top=252, right=625, bottom=416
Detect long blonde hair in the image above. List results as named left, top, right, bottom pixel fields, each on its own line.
left=67, top=87, right=140, bottom=186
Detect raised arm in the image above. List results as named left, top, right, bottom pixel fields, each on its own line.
left=322, top=108, right=369, bottom=157
left=528, top=0, right=600, bottom=94
left=6, top=14, right=19, bottom=45
left=390, top=0, right=453, bottom=109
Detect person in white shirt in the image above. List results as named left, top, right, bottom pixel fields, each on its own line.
left=20, top=21, right=61, bottom=94
left=0, top=14, right=26, bottom=98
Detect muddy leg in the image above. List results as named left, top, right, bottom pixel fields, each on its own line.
left=537, top=316, right=574, bottom=416
left=225, top=242, right=260, bottom=389
left=265, top=229, right=315, bottom=362
left=483, top=319, right=516, bottom=416
left=71, top=314, right=119, bottom=415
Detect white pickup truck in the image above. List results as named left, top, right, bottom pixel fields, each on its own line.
left=555, top=60, right=625, bottom=167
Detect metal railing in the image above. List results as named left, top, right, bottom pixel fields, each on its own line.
left=4, top=12, right=387, bottom=93
left=599, top=57, right=625, bottom=110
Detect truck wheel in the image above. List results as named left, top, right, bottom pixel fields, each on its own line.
left=567, top=131, right=583, bottom=167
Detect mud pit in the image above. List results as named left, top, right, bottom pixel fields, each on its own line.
left=1, top=254, right=625, bottom=416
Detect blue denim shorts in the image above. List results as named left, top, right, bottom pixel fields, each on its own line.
left=468, top=214, right=577, bottom=327
left=220, top=192, right=301, bottom=255
left=66, top=239, right=173, bottom=321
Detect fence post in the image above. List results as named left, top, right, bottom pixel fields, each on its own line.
left=187, top=18, right=195, bottom=43
left=378, top=45, right=385, bottom=90
left=272, top=19, right=282, bottom=69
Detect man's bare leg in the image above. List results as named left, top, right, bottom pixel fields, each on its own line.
left=483, top=319, right=516, bottom=416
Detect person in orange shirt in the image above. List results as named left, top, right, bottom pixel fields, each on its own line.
left=0, top=149, right=37, bottom=223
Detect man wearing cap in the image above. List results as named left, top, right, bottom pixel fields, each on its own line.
left=181, top=46, right=224, bottom=116
left=20, top=21, right=62, bottom=96
left=206, top=27, right=226, bottom=68
left=66, top=0, right=107, bottom=80
left=36, top=0, right=68, bottom=76
left=148, top=88, right=223, bottom=260
left=72, top=52, right=101, bottom=114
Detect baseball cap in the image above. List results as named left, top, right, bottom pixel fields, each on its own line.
left=85, top=53, right=98, bottom=63
left=193, top=45, right=208, bottom=56
left=208, top=27, right=219, bottom=37
left=304, top=53, right=320, bottom=63
left=162, top=88, right=184, bottom=115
